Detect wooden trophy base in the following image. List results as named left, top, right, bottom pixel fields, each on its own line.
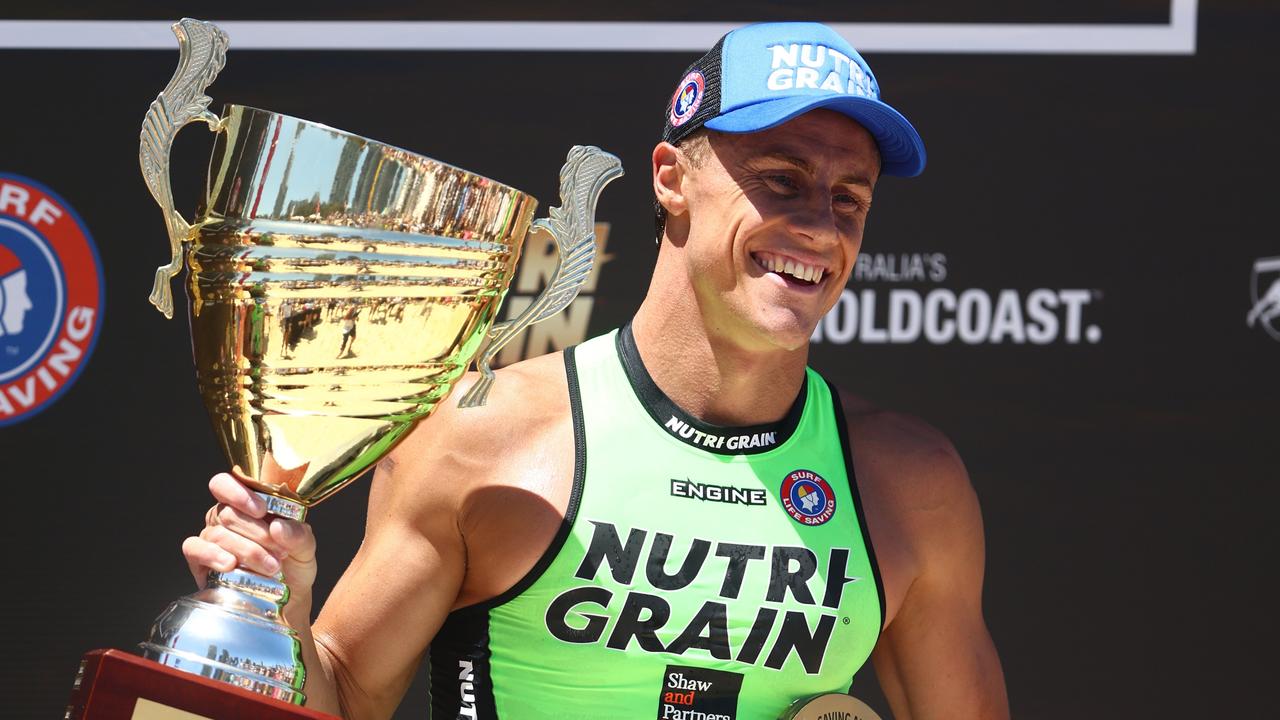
left=66, top=649, right=338, bottom=720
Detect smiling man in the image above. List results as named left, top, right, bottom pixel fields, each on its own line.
left=185, top=22, right=1009, bottom=720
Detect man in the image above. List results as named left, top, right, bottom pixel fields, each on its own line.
left=184, top=22, right=1009, bottom=719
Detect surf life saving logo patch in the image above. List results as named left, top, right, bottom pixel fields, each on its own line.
left=0, top=174, right=103, bottom=426
left=669, top=71, right=705, bottom=127
left=781, top=470, right=836, bottom=526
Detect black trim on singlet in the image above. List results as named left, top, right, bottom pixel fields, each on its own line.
left=428, top=609, right=499, bottom=718
left=822, top=374, right=887, bottom=634
left=425, top=347, right=589, bottom=718
left=615, top=323, right=807, bottom=456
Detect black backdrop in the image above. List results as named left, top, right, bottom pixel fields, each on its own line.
left=1, top=2, right=1276, bottom=718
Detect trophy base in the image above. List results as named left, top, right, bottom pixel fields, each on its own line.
left=140, top=567, right=306, bottom=705
left=67, top=649, right=335, bottom=719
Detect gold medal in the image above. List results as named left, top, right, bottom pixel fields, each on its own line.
left=781, top=693, right=884, bottom=720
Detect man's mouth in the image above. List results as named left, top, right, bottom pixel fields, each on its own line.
left=751, top=251, right=827, bottom=288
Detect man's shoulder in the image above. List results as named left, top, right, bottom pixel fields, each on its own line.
left=372, top=348, right=575, bottom=517
left=449, top=350, right=570, bottom=425
left=401, top=349, right=570, bottom=455
left=830, top=386, right=984, bottom=611
left=831, top=386, right=972, bottom=516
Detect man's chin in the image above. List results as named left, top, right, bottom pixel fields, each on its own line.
left=746, top=315, right=817, bottom=353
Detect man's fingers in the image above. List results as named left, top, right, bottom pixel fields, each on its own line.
left=187, top=475, right=321, bottom=594
left=200, top=525, right=281, bottom=576
left=182, top=536, right=236, bottom=586
left=208, top=473, right=267, bottom=519
left=269, top=518, right=316, bottom=563
left=213, top=503, right=287, bottom=557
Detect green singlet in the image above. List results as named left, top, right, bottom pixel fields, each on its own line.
left=428, top=326, right=884, bottom=719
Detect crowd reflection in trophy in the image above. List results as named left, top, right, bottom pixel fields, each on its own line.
left=271, top=296, right=413, bottom=361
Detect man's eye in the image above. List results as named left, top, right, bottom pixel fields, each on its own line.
left=834, top=193, right=866, bottom=211
left=765, top=174, right=798, bottom=190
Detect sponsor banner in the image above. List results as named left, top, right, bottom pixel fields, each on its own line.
left=811, top=253, right=1102, bottom=346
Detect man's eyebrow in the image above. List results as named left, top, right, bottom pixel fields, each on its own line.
left=754, top=151, right=873, bottom=188
left=757, top=151, right=815, bottom=174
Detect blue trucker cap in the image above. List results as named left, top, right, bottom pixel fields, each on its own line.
left=661, top=22, right=926, bottom=177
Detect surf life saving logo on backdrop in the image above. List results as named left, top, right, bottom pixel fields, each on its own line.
left=0, top=174, right=103, bottom=426
left=1247, top=257, right=1280, bottom=342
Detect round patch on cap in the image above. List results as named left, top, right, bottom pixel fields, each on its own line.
left=781, top=469, right=836, bottom=526
left=669, top=71, right=705, bottom=127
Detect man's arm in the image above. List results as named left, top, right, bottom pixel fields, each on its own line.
left=187, top=426, right=469, bottom=719
left=184, top=357, right=572, bottom=719
left=307, top=437, right=469, bottom=719
left=307, top=355, right=572, bottom=717
left=867, top=430, right=1009, bottom=719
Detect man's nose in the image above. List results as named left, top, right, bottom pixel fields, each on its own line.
left=785, top=193, right=840, bottom=248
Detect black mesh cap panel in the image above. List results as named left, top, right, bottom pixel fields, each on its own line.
left=655, top=34, right=727, bottom=242
left=660, top=35, right=726, bottom=146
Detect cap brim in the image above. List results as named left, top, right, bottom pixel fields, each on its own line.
left=704, top=95, right=926, bottom=177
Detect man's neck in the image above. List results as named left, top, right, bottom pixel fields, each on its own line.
left=630, top=297, right=808, bottom=427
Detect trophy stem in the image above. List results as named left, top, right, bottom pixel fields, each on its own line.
left=140, top=561, right=307, bottom=704
left=249, top=490, right=308, bottom=522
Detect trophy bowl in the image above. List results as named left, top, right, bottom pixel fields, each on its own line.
left=134, top=19, right=622, bottom=704
left=187, top=103, right=541, bottom=508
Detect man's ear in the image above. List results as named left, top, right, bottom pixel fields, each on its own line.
left=652, top=142, right=688, bottom=218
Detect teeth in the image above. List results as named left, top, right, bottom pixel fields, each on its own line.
left=756, top=252, right=824, bottom=284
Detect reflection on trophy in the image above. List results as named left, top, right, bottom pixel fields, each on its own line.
left=135, top=18, right=622, bottom=704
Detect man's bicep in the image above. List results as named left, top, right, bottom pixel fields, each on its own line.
left=312, top=461, right=467, bottom=719
left=872, top=459, right=1008, bottom=720
left=871, top=586, right=1006, bottom=720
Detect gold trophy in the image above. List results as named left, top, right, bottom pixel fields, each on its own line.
left=135, top=18, right=622, bottom=704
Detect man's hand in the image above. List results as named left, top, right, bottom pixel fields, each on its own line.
left=181, top=473, right=317, bottom=605
left=178, top=473, right=347, bottom=715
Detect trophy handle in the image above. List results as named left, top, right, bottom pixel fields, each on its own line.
left=457, top=145, right=624, bottom=408
left=139, top=18, right=229, bottom=319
